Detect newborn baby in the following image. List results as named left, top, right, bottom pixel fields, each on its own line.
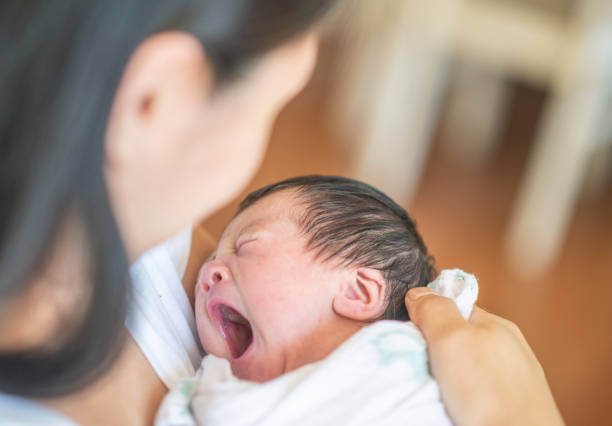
left=156, top=175, right=477, bottom=425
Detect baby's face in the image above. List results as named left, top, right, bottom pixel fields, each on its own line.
left=195, top=191, right=347, bottom=382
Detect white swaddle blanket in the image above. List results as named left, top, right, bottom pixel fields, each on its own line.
left=156, top=269, right=478, bottom=426
left=128, top=227, right=204, bottom=389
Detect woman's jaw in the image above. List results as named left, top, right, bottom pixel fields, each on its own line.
left=103, top=31, right=319, bottom=261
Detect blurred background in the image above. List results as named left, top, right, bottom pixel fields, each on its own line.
left=203, top=1, right=612, bottom=424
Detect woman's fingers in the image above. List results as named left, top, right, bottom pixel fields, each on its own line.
left=404, top=290, right=565, bottom=426
left=405, top=287, right=468, bottom=342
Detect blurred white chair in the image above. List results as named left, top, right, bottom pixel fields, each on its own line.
left=330, top=0, right=612, bottom=278
left=441, top=0, right=612, bottom=277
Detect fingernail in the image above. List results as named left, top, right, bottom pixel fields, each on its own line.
left=406, top=286, right=435, bottom=301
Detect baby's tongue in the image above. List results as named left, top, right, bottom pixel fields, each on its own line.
left=220, top=306, right=253, bottom=359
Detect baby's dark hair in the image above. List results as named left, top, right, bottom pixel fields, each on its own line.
left=237, top=175, right=436, bottom=321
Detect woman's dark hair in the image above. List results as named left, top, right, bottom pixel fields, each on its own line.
left=238, top=175, right=437, bottom=321
left=0, top=0, right=337, bottom=397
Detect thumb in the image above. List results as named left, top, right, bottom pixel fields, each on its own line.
left=405, top=287, right=468, bottom=342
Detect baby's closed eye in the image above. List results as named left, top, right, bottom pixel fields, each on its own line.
left=235, top=237, right=258, bottom=254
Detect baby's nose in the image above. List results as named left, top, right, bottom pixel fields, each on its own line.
left=198, top=261, right=230, bottom=293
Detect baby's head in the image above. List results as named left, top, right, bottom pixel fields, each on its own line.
left=195, top=175, right=435, bottom=382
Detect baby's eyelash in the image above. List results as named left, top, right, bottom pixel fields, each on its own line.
left=206, top=251, right=217, bottom=262
left=235, top=237, right=256, bottom=252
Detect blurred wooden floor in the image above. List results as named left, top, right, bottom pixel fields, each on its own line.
left=204, top=68, right=612, bottom=425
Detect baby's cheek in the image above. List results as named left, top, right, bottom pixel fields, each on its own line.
left=196, top=313, right=225, bottom=357
left=194, top=291, right=225, bottom=357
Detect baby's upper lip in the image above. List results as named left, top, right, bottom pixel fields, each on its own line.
left=205, top=287, right=246, bottom=323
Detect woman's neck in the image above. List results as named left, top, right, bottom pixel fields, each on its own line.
left=40, top=334, right=167, bottom=426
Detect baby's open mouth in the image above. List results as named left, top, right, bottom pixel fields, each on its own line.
left=216, top=305, right=253, bottom=359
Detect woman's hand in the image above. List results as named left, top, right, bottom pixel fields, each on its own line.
left=405, top=287, right=565, bottom=426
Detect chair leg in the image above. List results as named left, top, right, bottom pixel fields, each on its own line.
left=439, top=60, right=510, bottom=169
left=504, top=88, right=609, bottom=278
left=504, top=0, right=612, bottom=279
left=330, top=0, right=461, bottom=204
left=352, top=43, right=451, bottom=204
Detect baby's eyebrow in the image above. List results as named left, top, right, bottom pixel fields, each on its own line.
left=234, top=221, right=266, bottom=241
left=215, top=220, right=268, bottom=254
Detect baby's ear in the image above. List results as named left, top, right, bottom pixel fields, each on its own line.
left=332, top=268, right=386, bottom=321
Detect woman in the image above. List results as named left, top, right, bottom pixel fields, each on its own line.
left=0, top=1, right=563, bottom=424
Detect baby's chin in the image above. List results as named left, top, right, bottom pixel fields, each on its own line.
left=229, top=340, right=332, bottom=382
left=230, top=357, right=285, bottom=383
left=199, top=330, right=281, bottom=382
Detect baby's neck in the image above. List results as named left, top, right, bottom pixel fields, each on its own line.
left=280, top=317, right=368, bottom=377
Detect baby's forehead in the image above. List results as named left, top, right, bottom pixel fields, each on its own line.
left=223, top=192, right=304, bottom=240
